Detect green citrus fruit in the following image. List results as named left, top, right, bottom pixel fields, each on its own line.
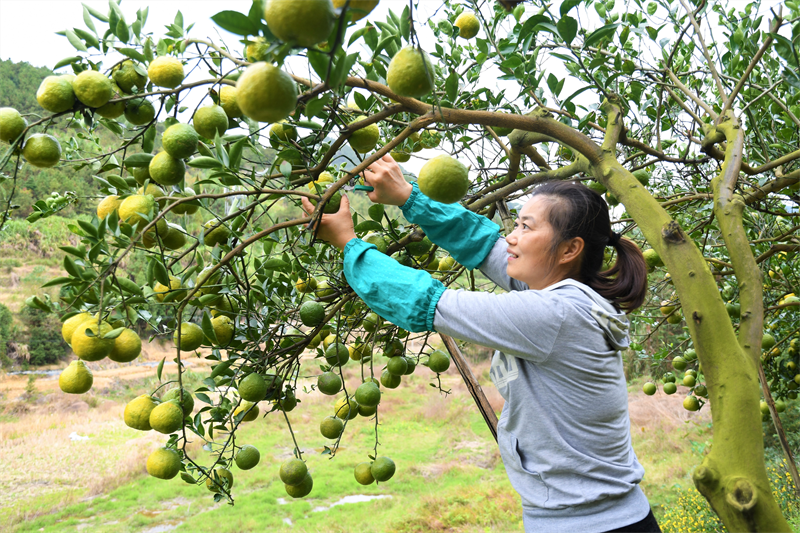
left=334, top=395, right=359, bottom=420
left=264, top=0, right=335, bottom=48
left=173, top=322, right=204, bottom=351
left=203, top=218, right=231, bottom=247
left=406, top=236, right=432, bottom=257
left=663, top=382, right=677, bottom=395
left=124, top=98, right=155, bottom=125
left=163, top=387, right=195, bottom=416
left=130, top=165, right=151, bottom=185
left=149, top=399, right=184, bottom=434
left=62, top=312, right=93, bottom=344
left=666, top=311, right=683, bottom=325
left=270, top=121, right=297, bottom=141
left=315, top=279, right=336, bottom=298
left=146, top=447, right=181, bottom=479
left=762, top=333, right=776, bottom=350
left=683, top=348, right=697, bottom=361
left=363, top=233, right=388, bottom=253
left=280, top=458, right=308, bottom=485
left=36, top=75, right=75, bottom=113
left=403, top=356, right=417, bottom=375
left=418, top=155, right=469, bottom=204
left=317, top=372, right=343, bottom=395
left=239, top=373, right=268, bottom=402
left=279, top=390, right=298, bottom=411
left=206, top=467, right=234, bottom=492
left=236, top=62, right=297, bottom=123
left=309, top=191, right=342, bottom=214
left=73, top=70, right=113, bottom=108
left=775, top=399, right=786, bottom=413
left=348, top=120, right=380, bottom=153
left=285, top=472, right=313, bottom=498
left=390, top=151, right=410, bottom=163
left=354, top=461, right=375, bottom=485
left=149, top=151, right=186, bottom=186
left=108, top=328, right=142, bottom=363
left=112, top=60, right=148, bottom=94
left=325, top=342, right=350, bottom=367
left=387, top=356, right=408, bottom=376
left=320, top=415, right=344, bottom=439
left=370, top=456, right=395, bottom=482
left=219, top=85, right=242, bottom=118
left=162, top=222, right=187, bottom=250
left=682, top=374, right=696, bottom=388
left=193, top=105, right=229, bottom=139
left=234, top=401, right=260, bottom=422
left=454, top=12, right=480, bottom=39
left=124, top=394, right=158, bottom=430
left=299, top=301, right=326, bottom=327
left=380, top=370, right=401, bottom=389
left=387, top=46, right=435, bottom=98
left=354, top=382, right=381, bottom=408
left=587, top=181, right=607, bottom=194
left=0, top=107, right=27, bottom=143
left=428, top=350, right=451, bottom=373
left=333, top=0, right=379, bottom=21
left=642, top=249, right=663, bottom=268
left=383, top=338, right=404, bottom=358
left=169, top=187, right=199, bottom=215
left=642, top=382, right=656, bottom=395
left=671, top=356, right=687, bottom=371
left=22, top=133, right=61, bottom=168
left=162, top=123, right=199, bottom=159
left=71, top=319, right=115, bottom=361
left=683, top=396, right=700, bottom=411
left=211, top=315, right=235, bottom=345
left=59, top=360, right=93, bottom=394
left=632, top=169, right=651, bottom=186
left=245, top=36, right=270, bottom=62
left=235, top=445, right=261, bottom=470
left=96, top=93, right=125, bottom=119
left=350, top=342, right=371, bottom=361
left=148, top=56, right=185, bottom=88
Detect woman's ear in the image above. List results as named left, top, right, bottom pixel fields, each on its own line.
left=559, top=236, right=584, bottom=265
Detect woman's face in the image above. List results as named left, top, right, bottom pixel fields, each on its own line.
left=506, top=195, right=577, bottom=290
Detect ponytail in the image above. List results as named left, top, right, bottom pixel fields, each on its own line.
left=531, top=181, right=648, bottom=312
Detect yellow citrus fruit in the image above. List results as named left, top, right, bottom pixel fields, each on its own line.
left=147, top=447, right=181, bottom=479
left=148, top=56, right=185, bottom=88
left=236, top=445, right=261, bottom=470
left=239, top=373, right=268, bottom=402
left=162, top=123, right=199, bottom=159
left=387, top=46, right=435, bottom=98
left=22, top=133, right=61, bottom=168
left=683, top=396, right=700, bottom=412
left=62, top=312, right=93, bottom=344
left=334, top=395, right=359, bottom=419
left=149, top=399, right=184, bottom=434
left=138, top=184, right=167, bottom=207
left=234, top=401, right=259, bottom=422
left=173, top=322, right=204, bottom=351
left=162, top=222, right=187, bottom=250
left=153, top=275, right=182, bottom=303
left=36, top=76, right=75, bottom=113
left=97, top=195, right=121, bottom=220
left=73, top=70, right=113, bottom=108
left=124, top=394, right=158, bottom=430
left=270, top=121, right=297, bottom=141
left=0, top=108, right=26, bottom=144
left=333, top=0, right=379, bottom=21
left=354, top=462, right=375, bottom=485
left=203, top=218, right=231, bottom=247
left=124, top=98, right=155, bottom=125
left=149, top=151, right=186, bottom=186
left=354, top=382, right=381, bottom=407
left=371, top=456, right=395, bottom=481
left=162, top=387, right=195, bottom=415
left=71, top=320, right=115, bottom=361
left=390, top=151, right=410, bottom=163
left=418, top=155, right=469, bottom=204
left=348, top=120, right=380, bottom=153
left=264, top=0, right=335, bottom=48
left=320, top=415, right=344, bottom=439
left=58, top=360, right=93, bottom=394
left=236, top=62, right=297, bottom=123
left=428, top=349, right=451, bottom=373
left=308, top=171, right=335, bottom=191
left=206, top=467, right=234, bottom=492
left=108, top=328, right=142, bottom=363
left=112, top=60, right=148, bottom=94
left=280, top=458, right=308, bottom=485
left=219, top=85, right=242, bottom=118
left=295, top=276, right=318, bottom=293
left=245, top=36, right=270, bottom=62
left=284, top=472, right=313, bottom=498
left=169, top=187, right=199, bottom=215
left=193, top=105, right=229, bottom=140
left=211, top=315, right=235, bottom=345
left=454, top=12, right=480, bottom=39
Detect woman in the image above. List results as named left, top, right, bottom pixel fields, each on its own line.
left=301, top=154, right=661, bottom=533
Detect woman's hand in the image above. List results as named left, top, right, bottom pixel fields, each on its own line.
left=301, top=194, right=356, bottom=251
left=362, top=154, right=414, bottom=206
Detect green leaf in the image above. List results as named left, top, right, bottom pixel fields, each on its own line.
left=399, top=4, right=410, bottom=41
left=103, top=327, right=125, bottom=340
left=304, top=94, right=330, bottom=118
left=187, top=157, right=223, bottom=169
left=560, top=0, right=583, bottom=16
left=63, top=256, right=82, bottom=278
left=117, top=277, right=143, bottom=296
left=65, top=29, right=89, bottom=52
left=557, top=16, right=578, bottom=45
left=115, top=20, right=130, bottom=43
left=82, top=3, right=109, bottom=22
left=143, top=125, right=156, bottom=154
left=157, top=357, right=165, bottom=381
left=42, top=277, right=73, bottom=288
left=331, top=52, right=359, bottom=88
left=445, top=70, right=458, bottom=102
left=73, top=28, right=100, bottom=49
left=107, top=174, right=129, bottom=191
left=647, top=2, right=657, bottom=15
left=368, top=204, right=384, bottom=222
left=202, top=311, right=219, bottom=346
left=306, top=49, right=330, bottom=81
left=228, top=137, right=246, bottom=171
left=59, top=245, right=86, bottom=258
left=53, top=56, right=82, bottom=70
left=211, top=10, right=259, bottom=36
left=123, top=153, right=154, bottom=167
left=77, top=220, right=98, bottom=238
left=355, top=220, right=383, bottom=232
left=153, top=261, right=170, bottom=286
left=279, top=160, right=292, bottom=178
left=117, top=47, right=146, bottom=62
left=773, top=34, right=799, bottom=68
left=584, top=23, right=620, bottom=49
left=210, top=359, right=235, bottom=379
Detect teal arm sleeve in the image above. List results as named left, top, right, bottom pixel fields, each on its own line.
left=343, top=238, right=446, bottom=332
left=400, top=182, right=501, bottom=270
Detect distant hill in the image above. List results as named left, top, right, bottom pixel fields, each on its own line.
left=0, top=59, right=53, bottom=114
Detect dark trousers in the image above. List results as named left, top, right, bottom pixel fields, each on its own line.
left=603, top=509, right=662, bottom=533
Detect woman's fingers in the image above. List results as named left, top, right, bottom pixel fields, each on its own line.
left=300, top=196, right=314, bottom=216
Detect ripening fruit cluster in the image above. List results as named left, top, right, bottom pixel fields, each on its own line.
left=642, top=347, right=707, bottom=412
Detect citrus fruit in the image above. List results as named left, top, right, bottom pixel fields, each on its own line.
left=153, top=275, right=182, bottom=302
left=22, top=133, right=61, bottom=168
left=419, top=130, right=441, bottom=148
left=683, top=348, right=697, bottom=361
left=383, top=338, right=404, bottom=357
left=362, top=312, right=382, bottom=333
left=58, top=360, right=93, bottom=394
left=235, top=445, right=261, bottom=470
left=206, top=467, right=234, bottom=492
left=218, top=85, right=242, bottom=118
left=124, top=394, right=158, bottom=430
left=726, top=302, right=741, bottom=318
left=234, top=401, right=260, bottom=422
left=146, top=447, right=181, bottom=479
left=309, top=191, right=342, bottom=214
left=350, top=342, right=371, bottom=361
left=150, top=399, right=184, bottom=434
left=666, top=311, right=683, bottom=325
left=279, top=390, right=298, bottom=411
left=203, top=218, right=231, bottom=247
left=428, top=350, right=451, bottom=373
left=71, top=319, right=115, bottom=361
left=296, top=277, right=318, bottom=293
left=357, top=403, right=377, bottom=417
left=387, top=46, right=435, bottom=98
left=73, top=70, right=113, bottom=108
left=363, top=233, right=388, bottom=253
left=387, top=356, right=408, bottom=376
left=308, top=171, right=335, bottom=192
left=695, top=385, right=708, bottom=397
left=642, top=249, right=663, bottom=268
left=169, top=187, right=200, bottom=215
left=454, top=12, right=480, bottom=38
left=662, top=372, right=676, bottom=384
left=317, top=372, right=343, bottom=395
left=193, top=105, right=229, bottom=139
left=112, top=60, right=147, bottom=94
left=663, top=382, right=677, bottom=395
left=195, top=266, right=223, bottom=295
left=239, top=373, right=268, bottom=402
left=325, top=342, right=350, bottom=367
left=280, top=458, right=308, bottom=485
left=95, top=195, right=121, bottom=221
left=299, top=301, right=325, bottom=327
left=149, top=151, right=186, bottom=186
left=236, top=62, right=297, bottom=123
left=334, top=395, right=359, bottom=419
left=163, top=387, right=195, bottom=415
left=119, top=190, right=162, bottom=229
left=211, top=315, right=235, bottom=345
left=162, top=123, right=199, bottom=159
left=355, top=382, right=381, bottom=408
left=762, top=333, right=776, bottom=350
left=587, top=180, right=607, bottom=194
left=403, top=356, right=417, bottom=375
left=682, top=374, right=697, bottom=388
left=36, top=75, right=75, bottom=113
left=683, top=396, right=700, bottom=411
left=642, top=382, right=657, bottom=395
left=671, top=356, right=687, bottom=371
left=173, top=322, right=204, bottom=351
left=334, top=0, right=379, bottom=21
left=270, top=121, right=297, bottom=141
left=320, top=415, right=344, bottom=438
left=148, top=56, right=185, bottom=88
left=775, top=399, right=787, bottom=413
left=390, top=151, right=411, bottom=163
left=285, top=472, right=313, bottom=498
left=659, top=300, right=676, bottom=315
left=632, top=169, right=651, bottom=186
left=245, top=36, right=270, bottom=62
left=124, top=98, right=155, bottom=125
left=315, top=280, right=336, bottom=298
left=130, top=165, right=151, bottom=185
left=264, top=0, right=335, bottom=48
left=108, top=328, right=142, bottom=363
left=96, top=94, right=126, bottom=119
left=348, top=120, right=380, bottom=153
left=62, top=312, right=93, bottom=344
left=371, top=456, right=395, bottom=482
left=354, top=462, right=375, bottom=485
left=418, top=155, right=469, bottom=204
left=0, top=107, right=27, bottom=143
left=406, top=236, right=432, bottom=257
left=162, top=223, right=187, bottom=250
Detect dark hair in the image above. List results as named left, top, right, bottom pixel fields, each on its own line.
left=531, top=181, right=647, bottom=312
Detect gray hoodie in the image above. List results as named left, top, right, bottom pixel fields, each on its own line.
left=433, top=237, right=651, bottom=533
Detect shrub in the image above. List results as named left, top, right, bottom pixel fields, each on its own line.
left=19, top=306, right=68, bottom=366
